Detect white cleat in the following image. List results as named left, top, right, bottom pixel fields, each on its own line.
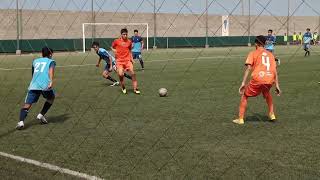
left=110, top=81, right=120, bottom=87
left=16, top=121, right=24, bottom=130
left=37, top=113, right=48, bottom=124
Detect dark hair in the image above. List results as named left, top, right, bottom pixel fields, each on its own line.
left=268, top=29, right=273, bottom=33
left=92, top=41, right=100, bottom=47
left=42, top=47, right=53, bottom=58
left=255, top=35, right=266, bottom=46
left=121, top=28, right=128, bottom=34
left=306, top=28, right=310, bottom=31
left=134, top=29, right=138, bottom=33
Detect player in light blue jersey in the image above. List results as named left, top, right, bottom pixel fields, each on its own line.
left=131, top=29, right=144, bottom=70
left=303, top=28, right=312, bottom=56
left=265, top=29, right=280, bottom=65
left=16, top=47, right=56, bottom=130
left=92, top=42, right=131, bottom=86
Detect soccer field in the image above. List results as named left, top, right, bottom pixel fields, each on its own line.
left=0, top=46, right=319, bottom=179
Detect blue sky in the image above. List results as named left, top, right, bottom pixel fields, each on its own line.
left=1, top=0, right=320, bottom=16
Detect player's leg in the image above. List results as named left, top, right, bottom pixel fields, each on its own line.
left=16, top=90, right=40, bottom=129
left=37, top=90, right=56, bottom=124
left=138, top=53, right=144, bottom=70
left=126, top=62, right=140, bottom=94
left=233, top=82, right=260, bottom=125
left=103, top=64, right=118, bottom=86
left=262, top=85, right=276, bottom=121
left=113, top=63, right=131, bottom=80
left=117, top=64, right=126, bottom=94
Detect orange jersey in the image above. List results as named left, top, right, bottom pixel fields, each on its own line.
left=112, top=38, right=132, bottom=63
left=245, top=47, right=277, bottom=84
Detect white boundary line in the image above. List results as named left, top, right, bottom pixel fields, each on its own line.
left=0, top=53, right=307, bottom=71
left=0, top=151, right=103, bottom=180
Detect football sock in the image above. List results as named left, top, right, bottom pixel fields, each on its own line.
left=264, top=92, right=274, bottom=115
left=238, top=95, right=248, bottom=119
left=139, top=58, right=144, bottom=69
left=40, top=101, right=53, bottom=116
left=124, top=73, right=132, bottom=80
left=19, top=108, right=29, bottom=122
left=107, top=76, right=117, bottom=82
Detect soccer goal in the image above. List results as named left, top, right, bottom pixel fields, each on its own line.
left=82, top=23, right=149, bottom=53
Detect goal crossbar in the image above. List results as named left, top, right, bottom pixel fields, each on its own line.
left=82, top=23, right=149, bottom=52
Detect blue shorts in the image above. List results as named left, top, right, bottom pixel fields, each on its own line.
left=25, top=90, right=55, bottom=104
left=104, top=63, right=112, bottom=72
left=303, top=43, right=310, bottom=50
left=132, top=52, right=142, bottom=59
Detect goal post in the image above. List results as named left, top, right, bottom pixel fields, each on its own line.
left=82, top=23, right=149, bottom=53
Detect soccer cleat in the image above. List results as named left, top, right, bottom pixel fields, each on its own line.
left=110, top=81, right=120, bottom=87
left=232, top=118, right=244, bottom=125
left=269, top=113, right=276, bottom=122
left=122, top=88, right=127, bottom=94
left=37, top=113, right=48, bottom=124
left=134, top=89, right=141, bottom=95
left=16, top=121, right=24, bottom=130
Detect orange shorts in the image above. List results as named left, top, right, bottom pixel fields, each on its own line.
left=244, top=81, right=272, bottom=97
left=116, top=61, right=133, bottom=71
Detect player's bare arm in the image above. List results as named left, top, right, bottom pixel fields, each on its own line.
left=274, top=70, right=281, bottom=96
left=96, top=57, right=102, bottom=67
left=239, top=65, right=252, bottom=95
left=48, top=65, right=54, bottom=89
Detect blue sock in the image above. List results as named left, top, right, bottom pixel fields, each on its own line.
left=40, top=101, right=53, bottom=115
left=19, top=108, right=29, bottom=122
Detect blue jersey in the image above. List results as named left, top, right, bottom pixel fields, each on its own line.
left=28, top=57, right=56, bottom=91
left=131, top=36, right=143, bottom=53
left=265, top=35, right=275, bottom=50
left=97, top=48, right=115, bottom=65
left=303, top=32, right=312, bottom=44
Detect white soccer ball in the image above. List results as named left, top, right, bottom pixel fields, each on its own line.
left=158, top=88, right=168, bottom=97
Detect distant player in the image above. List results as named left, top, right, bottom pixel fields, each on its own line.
left=298, top=32, right=303, bottom=45
left=92, top=42, right=131, bottom=86
left=16, top=47, right=56, bottom=130
left=293, top=32, right=297, bottom=45
left=303, top=28, right=312, bottom=56
left=265, top=29, right=280, bottom=65
left=112, top=28, right=140, bottom=94
left=131, top=29, right=144, bottom=70
left=233, top=35, right=281, bottom=125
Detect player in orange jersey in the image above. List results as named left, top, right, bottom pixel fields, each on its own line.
left=112, top=28, right=140, bottom=94
left=233, top=35, right=281, bottom=125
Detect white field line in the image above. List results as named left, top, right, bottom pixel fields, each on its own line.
left=0, top=53, right=305, bottom=71
left=0, top=151, right=103, bottom=180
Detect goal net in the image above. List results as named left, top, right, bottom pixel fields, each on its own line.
left=82, top=23, right=149, bottom=52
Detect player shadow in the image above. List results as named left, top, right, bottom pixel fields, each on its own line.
left=24, top=114, right=70, bottom=129
left=245, top=113, right=270, bottom=122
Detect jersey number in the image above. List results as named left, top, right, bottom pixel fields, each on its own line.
left=34, top=62, right=47, bottom=73
left=261, top=54, right=270, bottom=71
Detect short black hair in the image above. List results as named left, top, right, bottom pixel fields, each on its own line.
left=255, top=35, right=266, bottom=46
left=42, top=47, right=53, bottom=58
left=121, top=28, right=128, bottom=34
left=268, top=29, right=273, bottom=33
left=92, top=41, right=100, bottom=47
left=306, top=28, right=310, bottom=31
left=134, top=29, right=138, bottom=33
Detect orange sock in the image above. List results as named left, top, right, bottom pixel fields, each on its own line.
left=263, top=92, right=274, bottom=115
left=238, top=95, right=248, bottom=119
